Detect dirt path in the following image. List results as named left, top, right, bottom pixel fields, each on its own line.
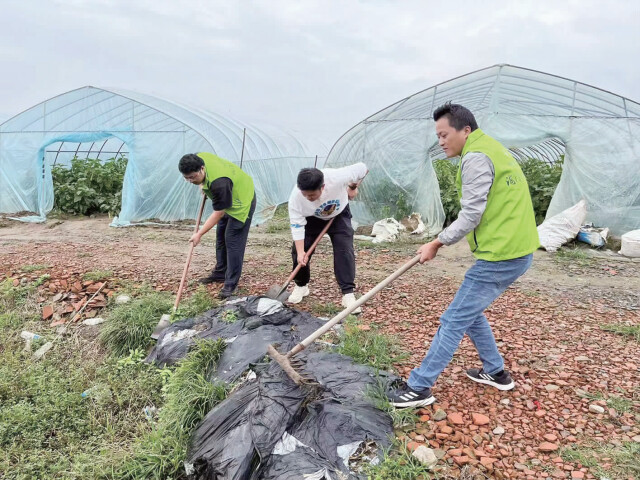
left=1, top=216, right=639, bottom=479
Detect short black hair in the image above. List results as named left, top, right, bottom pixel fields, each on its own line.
left=433, top=102, right=478, bottom=131
left=178, top=153, right=204, bottom=174
left=297, top=168, right=324, bottom=191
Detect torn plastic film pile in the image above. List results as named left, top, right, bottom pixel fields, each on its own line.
left=147, top=296, right=398, bottom=479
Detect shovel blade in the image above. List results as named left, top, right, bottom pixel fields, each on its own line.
left=265, top=284, right=290, bottom=302
left=151, top=314, right=171, bottom=340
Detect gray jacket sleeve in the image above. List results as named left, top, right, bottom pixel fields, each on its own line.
left=437, top=152, right=495, bottom=246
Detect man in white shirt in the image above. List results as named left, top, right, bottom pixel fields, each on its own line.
left=287, top=163, right=368, bottom=312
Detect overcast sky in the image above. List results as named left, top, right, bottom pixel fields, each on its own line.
left=1, top=0, right=639, bottom=150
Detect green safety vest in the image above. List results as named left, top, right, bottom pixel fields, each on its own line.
left=456, top=129, right=540, bottom=261
left=198, top=152, right=255, bottom=223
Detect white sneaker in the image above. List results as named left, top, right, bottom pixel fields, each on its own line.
left=288, top=285, right=310, bottom=304
left=342, top=293, right=362, bottom=314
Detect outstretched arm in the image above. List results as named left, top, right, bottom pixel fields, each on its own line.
left=190, top=210, right=225, bottom=246
left=417, top=153, right=493, bottom=262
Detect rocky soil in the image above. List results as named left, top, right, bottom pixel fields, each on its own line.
left=1, top=216, right=638, bottom=479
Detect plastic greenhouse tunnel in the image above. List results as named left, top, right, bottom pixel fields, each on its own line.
left=325, top=64, right=640, bottom=236
left=0, top=86, right=327, bottom=226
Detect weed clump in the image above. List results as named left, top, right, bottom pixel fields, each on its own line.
left=114, top=339, right=228, bottom=479
left=100, top=293, right=173, bottom=356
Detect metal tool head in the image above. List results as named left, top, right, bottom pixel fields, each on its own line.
left=265, top=285, right=290, bottom=302
left=151, top=313, right=172, bottom=340
left=267, top=344, right=305, bottom=385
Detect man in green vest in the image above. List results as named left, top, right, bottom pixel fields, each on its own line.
left=178, top=153, right=256, bottom=299
left=388, top=103, right=539, bottom=408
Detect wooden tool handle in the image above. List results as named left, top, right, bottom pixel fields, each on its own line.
left=174, top=193, right=207, bottom=311
left=278, top=216, right=335, bottom=293
left=282, top=171, right=366, bottom=291
left=288, top=254, right=421, bottom=356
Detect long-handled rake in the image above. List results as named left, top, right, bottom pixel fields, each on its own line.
left=267, top=254, right=421, bottom=384
left=264, top=217, right=335, bottom=301
left=151, top=192, right=207, bottom=340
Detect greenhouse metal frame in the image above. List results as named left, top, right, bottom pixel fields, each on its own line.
left=326, top=64, right=640, bottom=236
left=0, top=86, right=326, bottom=226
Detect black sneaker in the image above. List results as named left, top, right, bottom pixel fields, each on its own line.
left=218, top=287, right=235, bottom=299
left=199, top=275, right=225, bottom=285
left=466, top=368, right=515, bottom=391
left=387, top=382, right=436, bottom=408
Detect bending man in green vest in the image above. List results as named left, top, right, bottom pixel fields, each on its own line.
left=178, top=153, right=256, bottom=299
left=388, top=103, right=539, bottom=408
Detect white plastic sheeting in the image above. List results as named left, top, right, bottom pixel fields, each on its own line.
left=325, top=64, right=640, bottom=236
left=0, top=86, right=327, bottom=225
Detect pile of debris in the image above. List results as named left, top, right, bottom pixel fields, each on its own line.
left=43, top=280, right=110, bottom=326
left=355, top=213, right=426, bottom=243
left=148, top=296, right=399, bottom=479
left=7, top=270, right=113, bottom=326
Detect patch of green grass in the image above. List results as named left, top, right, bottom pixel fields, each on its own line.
left=100, top=292, right=174, bottom=356
left=539, top=463, right=557, bottom=474
left=366, top=379, right=419, bottom=429
left=83, top=270, right=114, bottom=282
left=109, top=280, right=156, bottom=298
left=600, top=323, right=640, bottom=342
left=0, top=332, right=165, bottom=479
left=0, top=280, right=28, bottom=313
left=0, top=312, right=22, bottom=330
left=113, top=339, right=228, bottom=479
left=606, top=395, right=634, bottom=413
left=310, top=301, right=342, bottom=317
left=365, top=440, right=437, bottom=479
left=173, top=285, right=218, bottom=320
left=561, top=442, right=640, bottom=478
left=0, top=279, right=39, bottom=321
left=581, top=390, right=634, bottom=414
left=555, top=246, right=592, bottom=265
left=221, top=309, right=239, bottom=323
left=33, top=274, right=50, bottom=287
left=160, top=339, right=227, bottom=431
left=560, top=446, right=599, bottom=468
left=337, top=317, right=408, bottom=371
left=19, top=264, right=50, bottom=273
left=599, top=442, right=640, bottom=477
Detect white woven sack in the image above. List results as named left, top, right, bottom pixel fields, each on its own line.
left=537, top=199, right=587, bottom=252
left=620, top=229, right=640, bottom=257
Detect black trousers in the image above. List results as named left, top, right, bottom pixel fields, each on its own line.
left=212, top=195, right=256, bottom=290
left=291, top=204, right=355, bottom=294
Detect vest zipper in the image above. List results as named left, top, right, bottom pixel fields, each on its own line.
left=471, top=229, right=479, bottom=252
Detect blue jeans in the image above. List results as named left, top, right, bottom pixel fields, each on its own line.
left=408, top=254, right=533, bottom=390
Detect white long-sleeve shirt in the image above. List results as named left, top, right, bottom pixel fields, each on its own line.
left=288, top=163, right=368, bottom=241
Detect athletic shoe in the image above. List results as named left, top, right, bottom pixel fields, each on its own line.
left=199, top=274, right=225, bottom=285
left=341, top=293, right=362, bottom=314
left=387, top=381, right=436, bottom=408
left=466, top=368, right=515, bottom=391
left=218, top=287, right=235, bottom=299
left=288, top=285, right=310, bottom=304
